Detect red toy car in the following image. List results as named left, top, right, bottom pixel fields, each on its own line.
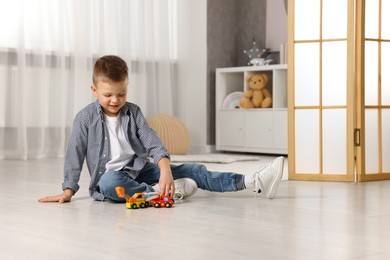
left=149, top=195, right=174, bottom=208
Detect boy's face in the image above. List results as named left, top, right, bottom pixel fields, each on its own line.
left=91, top=79, right=128, bottom=117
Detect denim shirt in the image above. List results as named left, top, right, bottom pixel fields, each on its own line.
left=62, top=100, right=169, bottom=201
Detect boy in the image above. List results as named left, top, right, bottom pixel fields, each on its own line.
left=39, top=55, right=284, bottom=204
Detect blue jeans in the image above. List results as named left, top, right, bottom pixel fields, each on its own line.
left=98, top=162, right=245, bottom=202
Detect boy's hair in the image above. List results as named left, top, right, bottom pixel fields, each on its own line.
left=93, top=55, right=128, bottom=85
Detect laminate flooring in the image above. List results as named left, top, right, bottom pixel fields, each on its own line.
left=1, top=156, right=390, bottom=260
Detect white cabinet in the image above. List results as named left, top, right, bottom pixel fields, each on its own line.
left=216, top=65, right=288, bottom=154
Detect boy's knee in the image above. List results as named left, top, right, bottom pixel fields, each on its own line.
left=98, top=171, right=122, bottom=192
left=193, top=163, right=207, bottom=172
left=98, top=171, right=126, bottom=202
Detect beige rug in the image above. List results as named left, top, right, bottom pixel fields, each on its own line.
left=170, top=153, right=261, bottom=164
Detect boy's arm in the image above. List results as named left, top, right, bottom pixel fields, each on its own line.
left=39, top=112, right=88, bottom=203
left=133, top=105, right=170, bottom=164
left=157, top=157, right=175, bottom=197
left=131, top=105, right=173, bottom=195
left=62, top=111, right=88, bottom=193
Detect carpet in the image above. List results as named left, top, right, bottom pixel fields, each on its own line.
left=170, top=153, right=261, bottom=164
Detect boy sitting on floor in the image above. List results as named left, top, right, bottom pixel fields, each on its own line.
left=39, top=55, right=284, bottom=204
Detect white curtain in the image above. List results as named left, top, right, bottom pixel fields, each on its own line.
left=0, top=0, right=177, bottom=159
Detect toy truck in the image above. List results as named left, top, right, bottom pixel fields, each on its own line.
left=115, top=187, right=174, bottom=209
left=115, top=187, right=147, bottom=209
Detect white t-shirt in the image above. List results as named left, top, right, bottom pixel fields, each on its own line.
left=104, top=114, right=135, bottom=172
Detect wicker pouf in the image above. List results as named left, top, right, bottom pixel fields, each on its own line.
left=146, top=114, right=190, bottom=155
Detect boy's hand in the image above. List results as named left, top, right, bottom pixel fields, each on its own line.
left=159, top=170, right=175, bottom=197
left=38, top=188, right=73, bottom=203
left=158, top=157, right=175, bottom=197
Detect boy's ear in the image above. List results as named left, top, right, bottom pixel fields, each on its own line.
left=91, top=85, right=98, bottom=96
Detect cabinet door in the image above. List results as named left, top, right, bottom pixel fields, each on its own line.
left=217, top=111, right=244, bottom=147
left=273, top=110, right=288, bottom=150
left=245, top=110, right=273, bottom=149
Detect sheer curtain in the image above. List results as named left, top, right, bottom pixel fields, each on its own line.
left=0, top=0, right=177, bottom=159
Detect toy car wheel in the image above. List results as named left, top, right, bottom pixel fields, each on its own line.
left=145, top=202, right=149, bottom=207
left=131, top=204, right=138, bottom=209
left=165, top=203, right=171, bottom=208
left=154, top=202, right=160, bottom=208
left=140, top=203, right=145, bottom=208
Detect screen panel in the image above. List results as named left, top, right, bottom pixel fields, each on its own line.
left=289, top=0, right=354, bottom=182
left=322, top=109, right=347, bottom=174
left=382, top=0, right=390, bottom=39
left=295, top=109, right=320, bottom=174
left=322, top=0, right=348, bottom=39
left=382, top=109, right=390, bottom=172
left=356, top=0, right=390, bottom=181
left=364, top=109, right=379, bottom=174
left=365, top=41, right=379, bottom=106
left=294, top=0, right=320, bottom=40
left=322, top=41, right=347, bottom=106
left=381, top=42, right=390, bottom=105
left=365, top=0, right=379, bottom=39
left=294, top=43, right=320, bottom=106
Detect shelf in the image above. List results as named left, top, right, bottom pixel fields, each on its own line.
left=215, top=65, right=288, bottom=154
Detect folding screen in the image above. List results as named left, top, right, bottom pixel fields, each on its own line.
left=288, top=0, right=390, bottom=181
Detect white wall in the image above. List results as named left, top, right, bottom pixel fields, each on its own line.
left=176, top=0, right=209, bottom=153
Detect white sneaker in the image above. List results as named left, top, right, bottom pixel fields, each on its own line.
left=250, top=156, right=284, bottom=199
left=173, top=178, right=198, bottom=200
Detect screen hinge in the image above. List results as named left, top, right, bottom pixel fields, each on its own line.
left=354, top=128, right=361, bottom=146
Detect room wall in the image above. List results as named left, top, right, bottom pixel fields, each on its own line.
left=176, top=0, right=287, bottom=153
left=207, top=0, right=267, bottom=146
left=266, top=0, right=288, bottom=51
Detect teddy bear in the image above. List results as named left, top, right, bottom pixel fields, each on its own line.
left=239, top=73, right=272, bottom=109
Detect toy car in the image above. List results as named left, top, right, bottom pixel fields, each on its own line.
left=115, top=188, right=147, bottom=209
left=149, top=195, right=174, bottom=208
left=115, top=187, right=174, bottom=209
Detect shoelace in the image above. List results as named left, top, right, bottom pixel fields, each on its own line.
left=251, top=164, right=272, bottom=193
left=173, top=183, right=185, bottom=200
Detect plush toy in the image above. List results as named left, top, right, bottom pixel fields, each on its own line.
left=239, top=73, right=272, bottom=109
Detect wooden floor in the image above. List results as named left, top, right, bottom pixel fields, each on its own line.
left=1, top=157, right=390, bottom=260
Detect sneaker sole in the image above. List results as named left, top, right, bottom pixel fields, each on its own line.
left=265, top=157, right=284, bottom=199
